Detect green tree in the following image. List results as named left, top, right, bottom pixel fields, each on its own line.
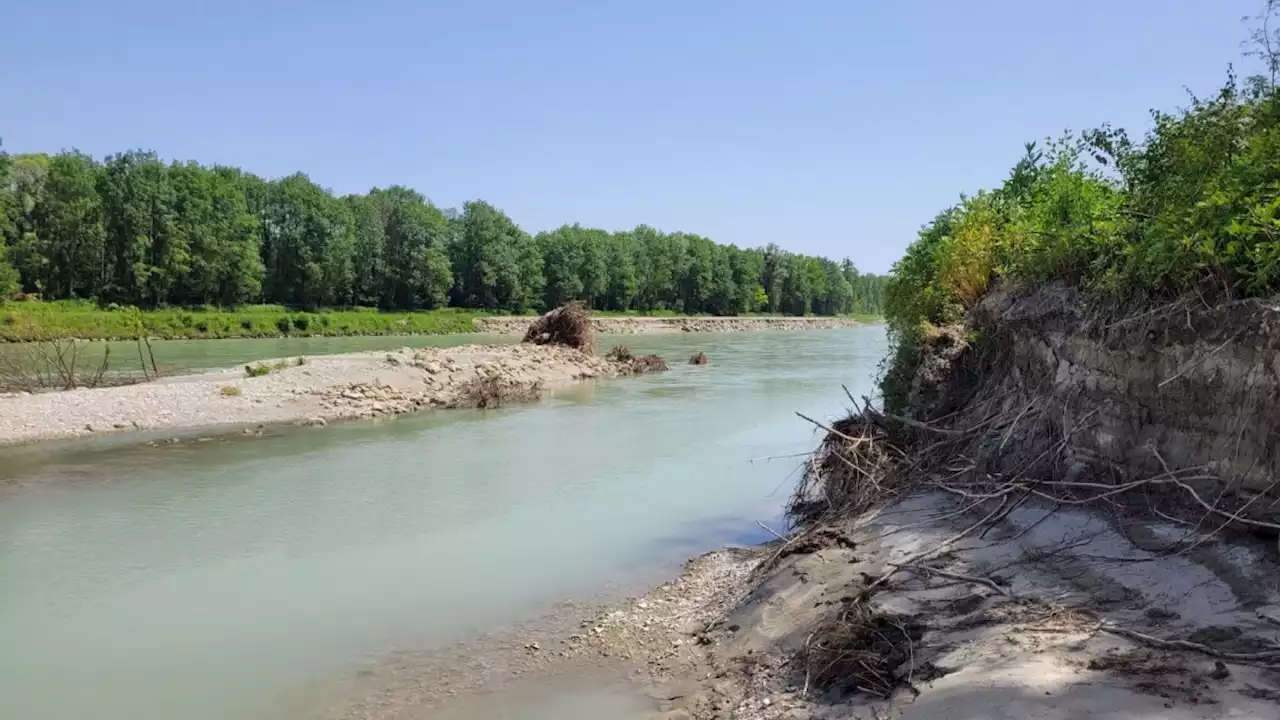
left=32, top=152, right=106, bottom=299
left=538, top=225, right=585, bottom=308
left=259, top=173, right=354, bottom=307
left=97, top=151, right=185, bottom=305
left=452, top=200, right=541, bottom=311
left=603, top=231, right=639, bottom=310
left=381, top=188, right=452, bottom=308
left=168, top=163, right=263, bottom=305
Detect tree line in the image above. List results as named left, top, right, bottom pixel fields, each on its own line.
left=0, top=150, right=886, bottom=316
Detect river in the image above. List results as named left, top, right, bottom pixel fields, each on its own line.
left=0, top=328, right=887, bottom=720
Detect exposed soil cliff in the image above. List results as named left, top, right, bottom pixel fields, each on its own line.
left=903, top=283, right=1280, bottom=533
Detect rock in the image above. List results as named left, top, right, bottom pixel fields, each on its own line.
left=1255, top=605, right=1280, bottom=627
left=303, top=417, right=327, bottom=427
left=84, top=424, right=95, bottom=432
left=112, top=422, right=128, bottom=429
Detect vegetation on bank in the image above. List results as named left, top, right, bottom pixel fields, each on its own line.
left=0, top=150, right=888, bottom=319
left=880, top=3, right=1280, bottom=411
left=0, top=301, right=481, bottom=341
left=0, top=301, right=880, bottom=342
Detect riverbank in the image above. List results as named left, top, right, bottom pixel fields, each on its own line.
left=1, top=301, right=873, bottom=342
left=344, top=283, right=1280, bottom=719
left=476, top=315, right=869, bottom=335
left=0, top=343, right=635, bottom=446
left=356, top=490, right=1280, bottom=720
left=0, top=302, right=482, bottom=341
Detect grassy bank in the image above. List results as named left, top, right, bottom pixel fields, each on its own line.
left=0, top=301, right=481, bottom=341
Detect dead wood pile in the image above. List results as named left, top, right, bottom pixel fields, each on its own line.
left=522, top=302, right=594, bottom=354
left=606, top=345, right=668, bottom=375
left=448, top=376, right=544, bottom=410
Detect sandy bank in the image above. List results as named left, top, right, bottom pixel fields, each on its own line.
left=356, top=491, right=1280, bottom=720
left=475, top=315, right=866, bottom=335
left=0, top=344, right=625, bottom=446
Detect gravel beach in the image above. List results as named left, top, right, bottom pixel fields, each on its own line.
left=0, top=343, right=622, bottom=446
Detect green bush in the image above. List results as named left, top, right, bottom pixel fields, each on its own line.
left=244, top=363, right=272, bottom=378
left=240, top=318, right=254, bottom=330
left=275, top=316, right=292, bottom=335
left=881, top=50, right=1280, bottom=410
left=292, top=314, right=311, bottom=332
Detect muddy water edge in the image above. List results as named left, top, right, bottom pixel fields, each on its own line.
left=0, top=327, right=887, bottom=720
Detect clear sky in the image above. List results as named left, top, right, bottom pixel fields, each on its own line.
left=1, top=0, right=1265, bottom=273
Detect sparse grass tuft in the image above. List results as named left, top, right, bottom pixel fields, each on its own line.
left=220, top=385, right=242, bottom=396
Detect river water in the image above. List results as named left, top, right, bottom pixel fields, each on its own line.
left=0, top=328, right=887, bottom=720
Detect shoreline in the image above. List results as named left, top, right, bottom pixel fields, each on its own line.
left=0, top=343, right=628, bottom=447
left=0, top=313, right=875, bottom=343
left=476, top=315, right=868, bottom=335
left=346, top=491, right=1280, bottom=719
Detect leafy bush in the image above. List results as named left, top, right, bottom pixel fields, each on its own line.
left=244, top=363, right=272, bottom=378
left=275, top=316, right=292, bottom=335
left=195, top=320, right=210, bottom=333
left=240, top=318, right=254, bottom=330
left=292, top=314, right=311, bottom=332
left=881, top=16, right=1280, bottom=411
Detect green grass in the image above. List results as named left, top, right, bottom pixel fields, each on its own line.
left=0, top=300, right=482, bottom=341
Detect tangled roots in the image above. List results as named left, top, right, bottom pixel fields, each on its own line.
left=523, top=302, right=594, bottom=354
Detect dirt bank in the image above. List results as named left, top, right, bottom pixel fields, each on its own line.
left=475, top=315, right=866, bottom=335
left=0, top=343, right=634, bottom=446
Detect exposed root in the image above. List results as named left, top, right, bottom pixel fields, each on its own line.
left=801, top=604, right=923, bottom=698
left=605, top=345, right=634, bottom=363
left=607, top=345, right=669, bottom=375
left=523, top=301, right=594, bottom=354
left=448, top=376, right=544, bottom=409
left=689, top=351, right=709, bottom=365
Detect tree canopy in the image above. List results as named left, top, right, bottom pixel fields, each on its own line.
left=0, top=150, right=887, bottom=316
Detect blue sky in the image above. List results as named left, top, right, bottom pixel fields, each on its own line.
left=1, top=0, right=1265, bottom=273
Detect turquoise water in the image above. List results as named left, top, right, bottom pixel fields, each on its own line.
left=0, top=328, right=888, bottom=720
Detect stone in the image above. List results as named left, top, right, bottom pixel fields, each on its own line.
left=1255, top=604, right=1280, bottom=627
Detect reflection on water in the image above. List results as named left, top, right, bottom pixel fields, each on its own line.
left=0, top=328, right=887, bottom=720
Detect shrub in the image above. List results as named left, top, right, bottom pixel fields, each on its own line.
left=275, top=316, right=291, bottom=335
left=195, top=320, right=210, bottom=333
left=245, top=363, right=272, bottom=378
left=292, top=314, right=311, bottom=332
left=240, top=318, right=254, bottom=330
